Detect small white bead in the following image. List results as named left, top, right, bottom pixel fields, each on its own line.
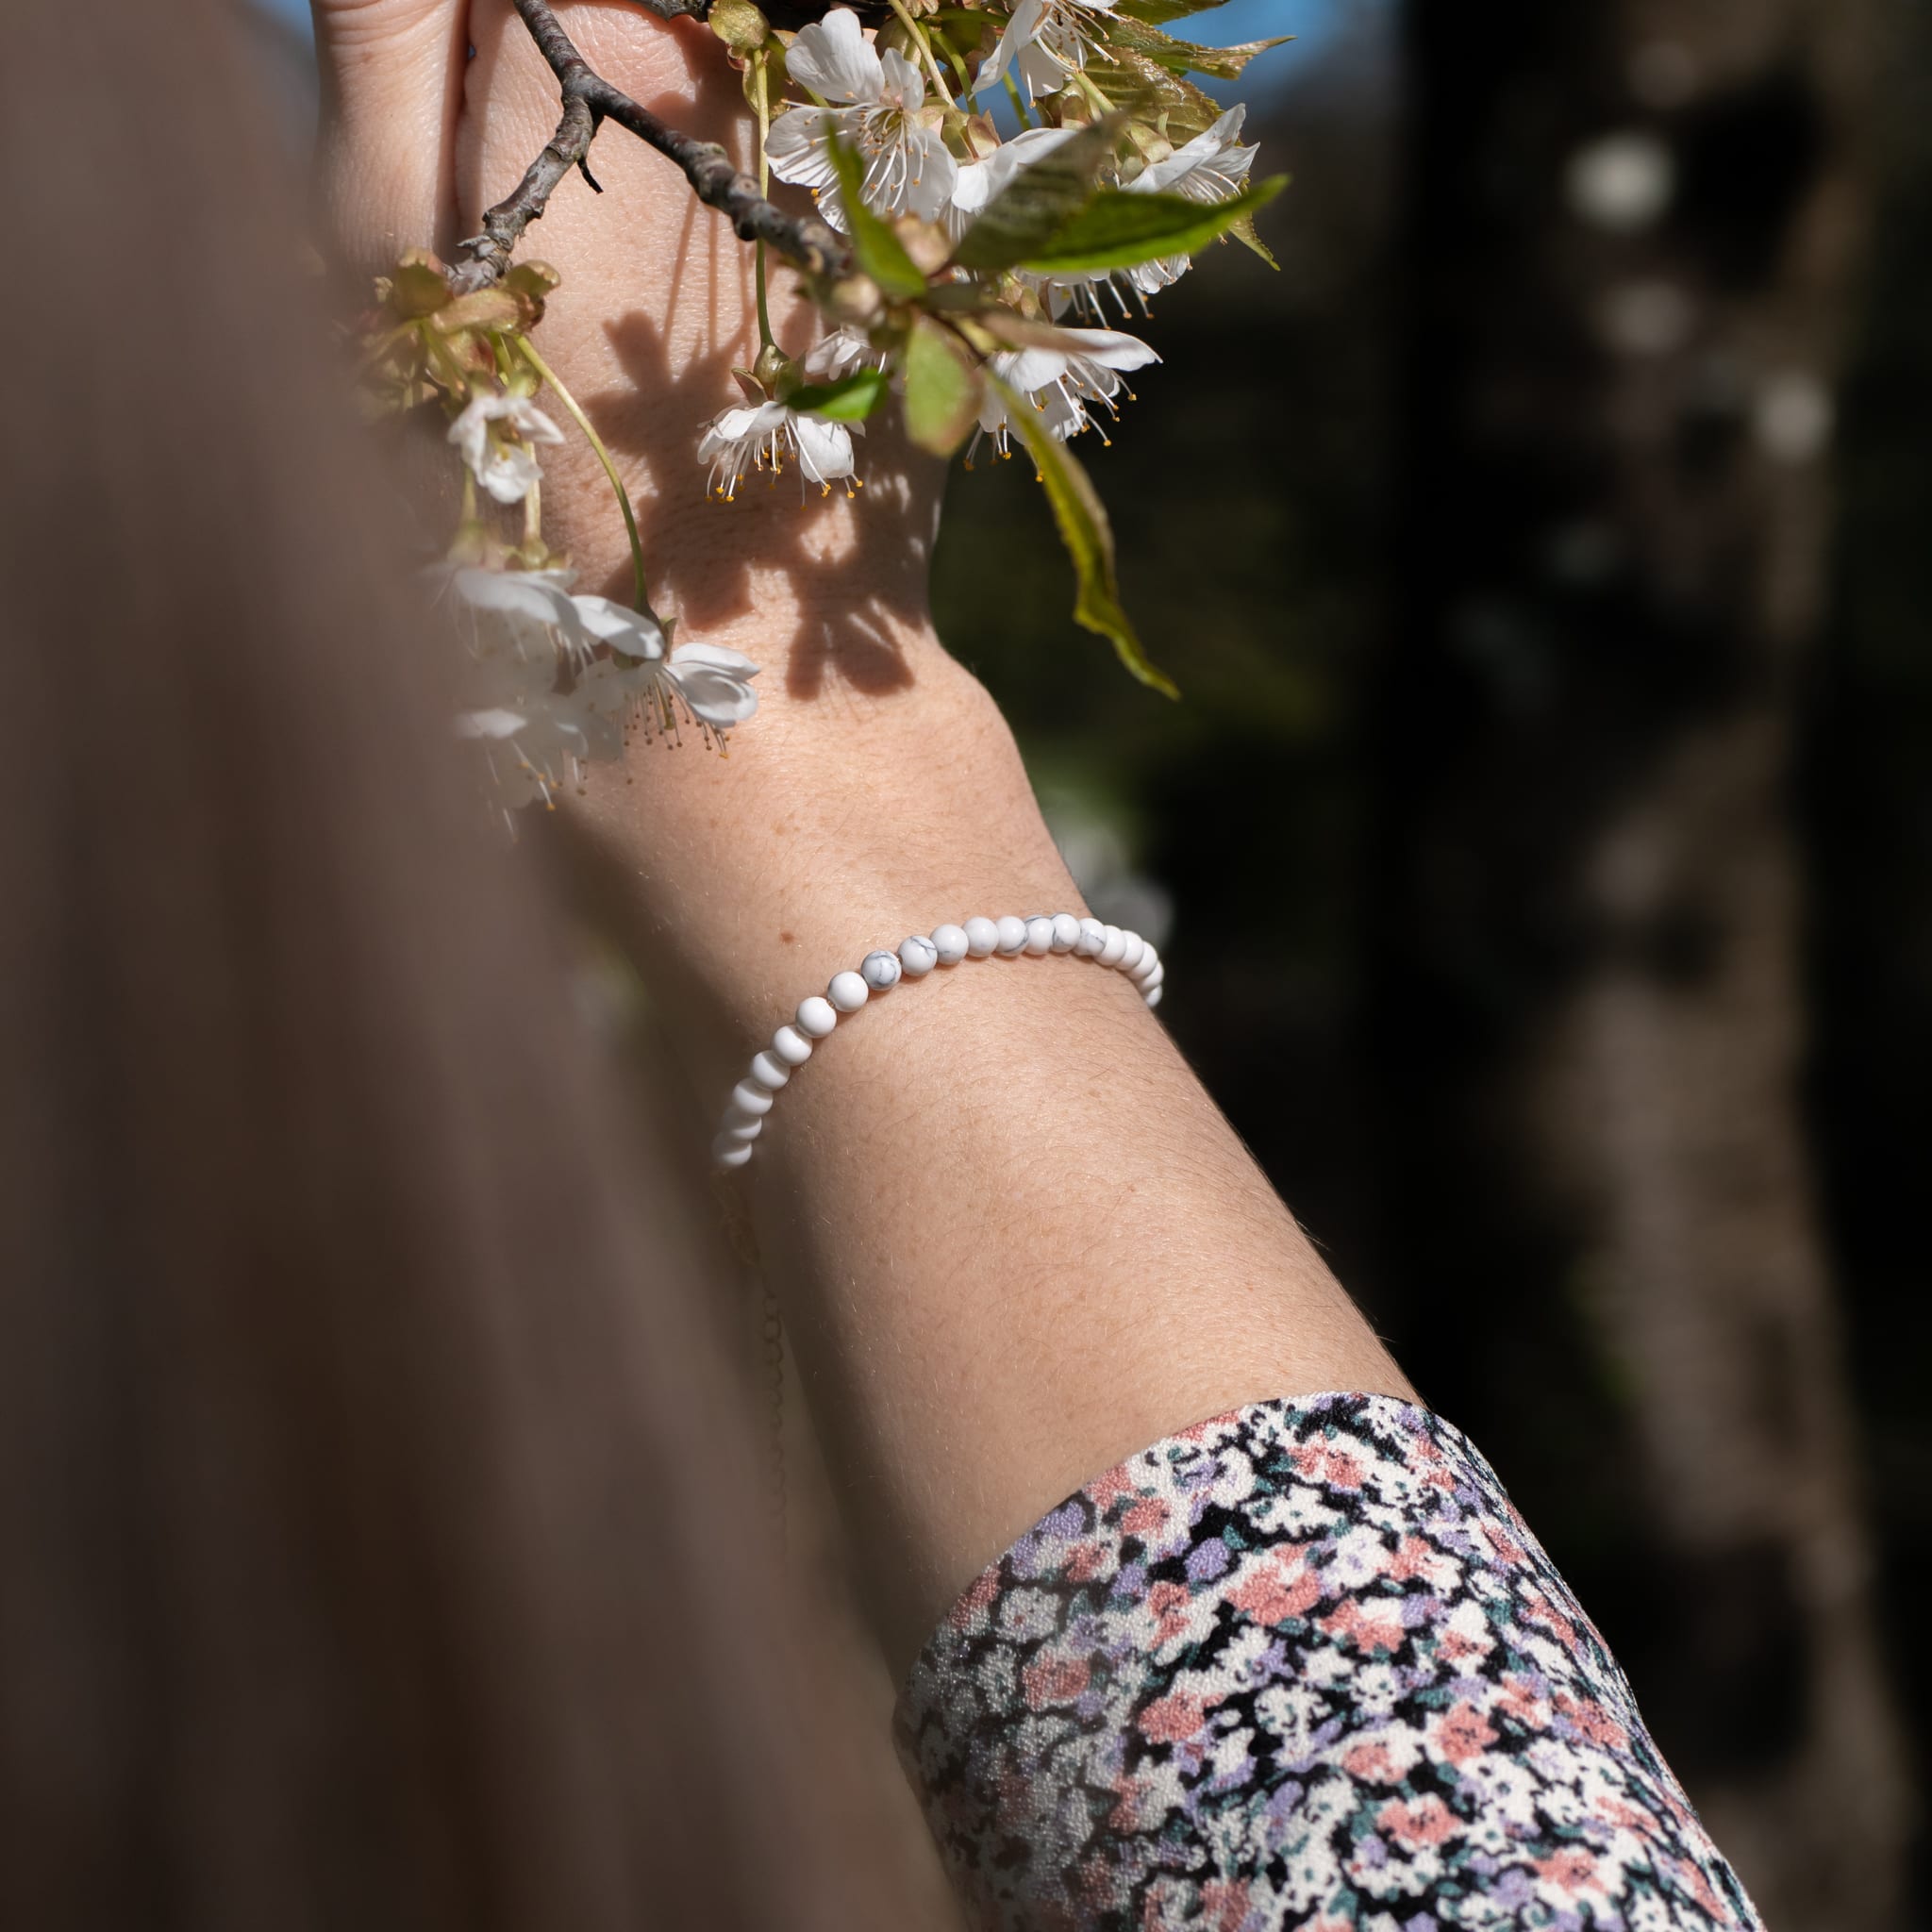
left=995, top=914, right=1028, bottom=955
left=796, top=995, right=838, bottom=1039
left=1141, top=961, right=1165, bottom=993
left=1024, top=916, right=1055, bottom=956
left=827, top=970, right=870, bottom=1013
left=772, top=1024, right=813, bottom=1066
left=964, top=916, right=998, bottom=958
left=1099, top=925, right=1127, bottom=967
left=1076, top=917, right=1108, bottom=958
left=750, top=1051, right=791, bottom=1091
left=1129, top=946, right=1160, bottom=983
left=722, top=1113, right=763, bottom=1141
left=731, top=1078, right=774, bottom=1116
left=1117, top=932, right=1146, bottom=974
left=714, top=1135, right=756, bottom=1169
left=930, top=924, right=969, bottom=966
left=899, top=934, right=939, bottom=976
left=1145, top=983, right=1163, bottom=1008
left=1050, top=913, right=1081, bottom=954
left=861, top=949, right=902, bottom=991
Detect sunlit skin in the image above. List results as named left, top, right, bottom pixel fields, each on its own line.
left=315, top=0, right=1411, bottom=1674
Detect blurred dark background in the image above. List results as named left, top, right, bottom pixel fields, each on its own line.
left=252, top=0, right=1931, bottom=1923
left=936, top=2, right=1931, bottom=1924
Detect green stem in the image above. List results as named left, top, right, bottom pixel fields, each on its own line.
left=752, top=53, right=775, bottom=352
left=515, top=334, right=651, bottom=614
left=937, top=32, right=974, bottom=102
left=886, top=0, right=957, bottom=106
left=1002, top=73, right=1035, bottom=131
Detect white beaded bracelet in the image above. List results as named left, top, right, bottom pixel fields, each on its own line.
left=712, top=913, right=1166, bottom=1170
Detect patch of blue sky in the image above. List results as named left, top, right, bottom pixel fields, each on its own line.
left=249, top=0, right=1388, bottom=99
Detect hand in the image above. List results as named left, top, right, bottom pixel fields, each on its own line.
left=312, top=0, right=1065, bottom=1043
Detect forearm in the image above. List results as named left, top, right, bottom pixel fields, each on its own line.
left=574, top=567, right=1412, bottom=1672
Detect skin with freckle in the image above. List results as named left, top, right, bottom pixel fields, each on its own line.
left=316, top=0, right=1413, bottom=1676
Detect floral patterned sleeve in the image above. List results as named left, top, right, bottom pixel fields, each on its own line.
left=894, top=1393, right=1764, bottom=1931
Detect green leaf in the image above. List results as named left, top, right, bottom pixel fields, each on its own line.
left=826, top=135, right=927, bottom=301
left=785, top=366, right=891, bottom=421
left=1081, top=49, right=1226, bottom=142
left=903, top=317, right=983, bottom=456
left=1105, top=17, right=1291, bottom=81
left=952, top=119, right=1123, bottom=274
left=987, top=374, right=1175, bottom=697
left=1227, top=209, right=1278, bottom=270
left=1014, top=175, right=1286, bottom=275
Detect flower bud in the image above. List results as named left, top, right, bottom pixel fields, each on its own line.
left=708, top=0, right=769, bottom=54
left=825, top=274, right=885, bottom=327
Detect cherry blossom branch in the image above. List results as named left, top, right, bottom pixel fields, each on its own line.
left=451, top=0, right=849, bottom=295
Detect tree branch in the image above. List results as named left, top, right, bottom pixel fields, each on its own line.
left=451, top=0, right=850, bottom=294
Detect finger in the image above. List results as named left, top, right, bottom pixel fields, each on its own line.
left=311, top=0, right=473, bottom=270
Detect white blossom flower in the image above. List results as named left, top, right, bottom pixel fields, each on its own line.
left=572, top=593, right=667, bottom=663
left=767, top=8, right=957, bottom=225
left=447, top=391, right=565, bottom=505
left=441, top=565, right=587, bottom=710
left=947, top=124, right=1077, bottom=238
left=970, top=325, right=1159, bottom=460
left=696, top=399, right=858, bottom=500
left=436, top=570, right=752, bottom=806
left=1123, top=106, right=1258, bottom=294
left=975, top=0, right=1118, bottom=105
left=647, top=642, right=762, bottom=737
left=800, top=327, right=878, bottom=383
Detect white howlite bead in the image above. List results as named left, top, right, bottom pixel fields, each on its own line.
left=723, top=1112, right=763, bottom=1141
left=899, top=934, right=940, bottom=977
left=772, top=1024, right=813, bottom=1067
left=1099, top=925, right=1127, bottom=967
left=731, top=1078, right=774, bottom=1116
left=1024, top=916, right=1055, bottom=956
left=1141, top=961, right=1165, bottom=993
left=796, top=995, right=838, bottom=1039
left=1117, top=932, right=1146, bottom=974
left=1076, top=917, right=1108, bottom=958
left=995, top=914, right=1028, bottom=955
left=861, top=949, right=902, bottom=991
left=1050, top=913, right=1081, bottom=954
left=930, top=924, right=969, bottom=966
left=964, top=916, right=998, bottom=958
left=827, top=970, right=870, bottom=1012
left=714, top=1135, right=756, bottom=1169
left=1145, top=984, right=1164, bottom=1008
left=750, top=1051, right=791, bottom=1091
left=1130, top=946, right=1160, bottom=983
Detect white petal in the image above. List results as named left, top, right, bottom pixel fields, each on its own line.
left=696, top=401, right=786, bottom=462
left=669, top=641, right=761, bottom=678
left=454, top=708, right=527, bottom=740
left=791, top=413, right=856, bottom=484
left=666, top=647, right=760, bottom=729
left=975, top=0, right=1047, bottom=93
left=1134, top=106, right=1256, bottom=198
left=802, top=328, right=871, bottom=381
left=476, top=441, right=543, bottom=505
left=785, top=8, right=882, bottom=103
left=505, top=396, right=566, bottom=445
left=877, top=49, right=925, bottom=112
left=903, top=127, right=960, bottom=223
left=572, top=594, right=667, bottom=661
left=447, top=396, right=494, bottom=473
left=450, top=567, right=582, bottom=635
left=766, top=107, right=846, bottom=193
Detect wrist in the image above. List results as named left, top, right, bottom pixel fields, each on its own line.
left=564, top=644, right=1082, bottom=1053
